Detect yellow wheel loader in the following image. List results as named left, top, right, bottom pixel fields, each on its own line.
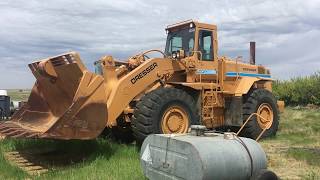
left=0, top=20, right=284, bottom=143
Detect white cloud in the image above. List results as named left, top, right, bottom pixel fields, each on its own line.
left=0, top=0, right=319, bottom=88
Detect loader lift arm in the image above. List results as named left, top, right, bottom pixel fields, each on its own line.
left=104, top=57, right=186, bottom=126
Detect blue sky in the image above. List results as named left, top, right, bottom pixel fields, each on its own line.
left=0, top=0, right=320, bottom=88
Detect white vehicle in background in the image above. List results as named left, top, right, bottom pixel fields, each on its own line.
left=0, top=90, right=10, bottom=119
left=0, top=90, right=25, bottom=119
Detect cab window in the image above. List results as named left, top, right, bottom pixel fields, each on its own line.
left=198, top=30, right=213, bottom=61
left=170, top=37, right=182, bottom=52
left=188, top=38, right=194, bottom=54
left=165, top=28, right=195, bottom=57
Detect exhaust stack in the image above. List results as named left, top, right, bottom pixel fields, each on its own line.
left=250, top=41, right=256, bottom=65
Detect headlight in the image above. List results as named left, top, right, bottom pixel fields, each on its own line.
left=172, top=52, right=177, bottom=59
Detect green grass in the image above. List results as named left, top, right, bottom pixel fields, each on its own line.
left=274, top=108, right=320, bottom=145
left=6, top=89, right=31, bottom=101
left=0, top=139, right=144, bottom=180
left=287, top=148, right=320, bottom=167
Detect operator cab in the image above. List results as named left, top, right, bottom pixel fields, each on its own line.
left=165, top=20, right=217, bottom=62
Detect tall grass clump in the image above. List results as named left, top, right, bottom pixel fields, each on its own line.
left=273, top=72, right=320, bottom=106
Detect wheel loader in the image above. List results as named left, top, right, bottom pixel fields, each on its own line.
left=0, top=20, right=284, bottom=143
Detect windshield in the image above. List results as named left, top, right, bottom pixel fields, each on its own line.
left=94, top=61, right=103, bottom=75
left=165, top=27, right=195, bottom=57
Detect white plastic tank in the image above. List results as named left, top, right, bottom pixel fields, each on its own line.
left=140, top=128, right=272, bottom=180
left=11, top=101, right=20, bottom=109
left=0, top=90, right=8, bottom=96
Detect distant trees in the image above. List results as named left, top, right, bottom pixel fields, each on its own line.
left=273, top=72, right=320, bottom=106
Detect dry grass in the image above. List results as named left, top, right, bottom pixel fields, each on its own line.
left=260, top=108, right=320, bottom=179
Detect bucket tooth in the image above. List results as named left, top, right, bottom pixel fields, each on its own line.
left=12, top=132, right=29, bottom=138
left=0, top=126, right=10, bottom=131
left=26, top=133, right=38, bottom=138
left=0, top=124, right=17, bottom=130
left=0, top=122, right=40, bottom=139
left=1, top=128, right=17, bottom=134
left=0, top=126, right=21, bottom=134
left=5, top=130, right=23, bottom=136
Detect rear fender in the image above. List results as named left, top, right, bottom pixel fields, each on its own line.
left=234, top=77, right=272, bottom=96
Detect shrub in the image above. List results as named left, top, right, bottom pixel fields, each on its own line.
left=273, top=72, right=320, bottom=106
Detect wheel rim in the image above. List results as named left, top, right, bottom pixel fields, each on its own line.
left=161, top=106, right=189, bottom=134
left=257, top=103, right=274, bottom=129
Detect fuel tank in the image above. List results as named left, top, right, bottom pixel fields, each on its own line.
left=140, top=129, right=268, bottom=180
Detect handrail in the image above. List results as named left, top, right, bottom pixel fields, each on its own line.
left=235, top=58, right=240, bottom=81
left=192, top=51, right=203, bottom=83
left=236, top=113, right=272, bottom=141
left=138, top=49, right=166, bottom=58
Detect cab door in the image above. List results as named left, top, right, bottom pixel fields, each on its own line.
left=196, top=29, right=217, bottom=82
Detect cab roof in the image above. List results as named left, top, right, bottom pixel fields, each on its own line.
left=166, top=19, right=217, bottom=31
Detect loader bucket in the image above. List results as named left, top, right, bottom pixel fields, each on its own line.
left=0, top=52, right=108, bottom=140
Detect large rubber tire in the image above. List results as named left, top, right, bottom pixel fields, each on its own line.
left=131, top=87, right=199, bottom=144
left=100, top=126, right=135, bottom=144
left=100, top=115, right=135, bottom=144
left=250, top=169, right=279, bottom=180
left=241, top=89, right=279, bottom=139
